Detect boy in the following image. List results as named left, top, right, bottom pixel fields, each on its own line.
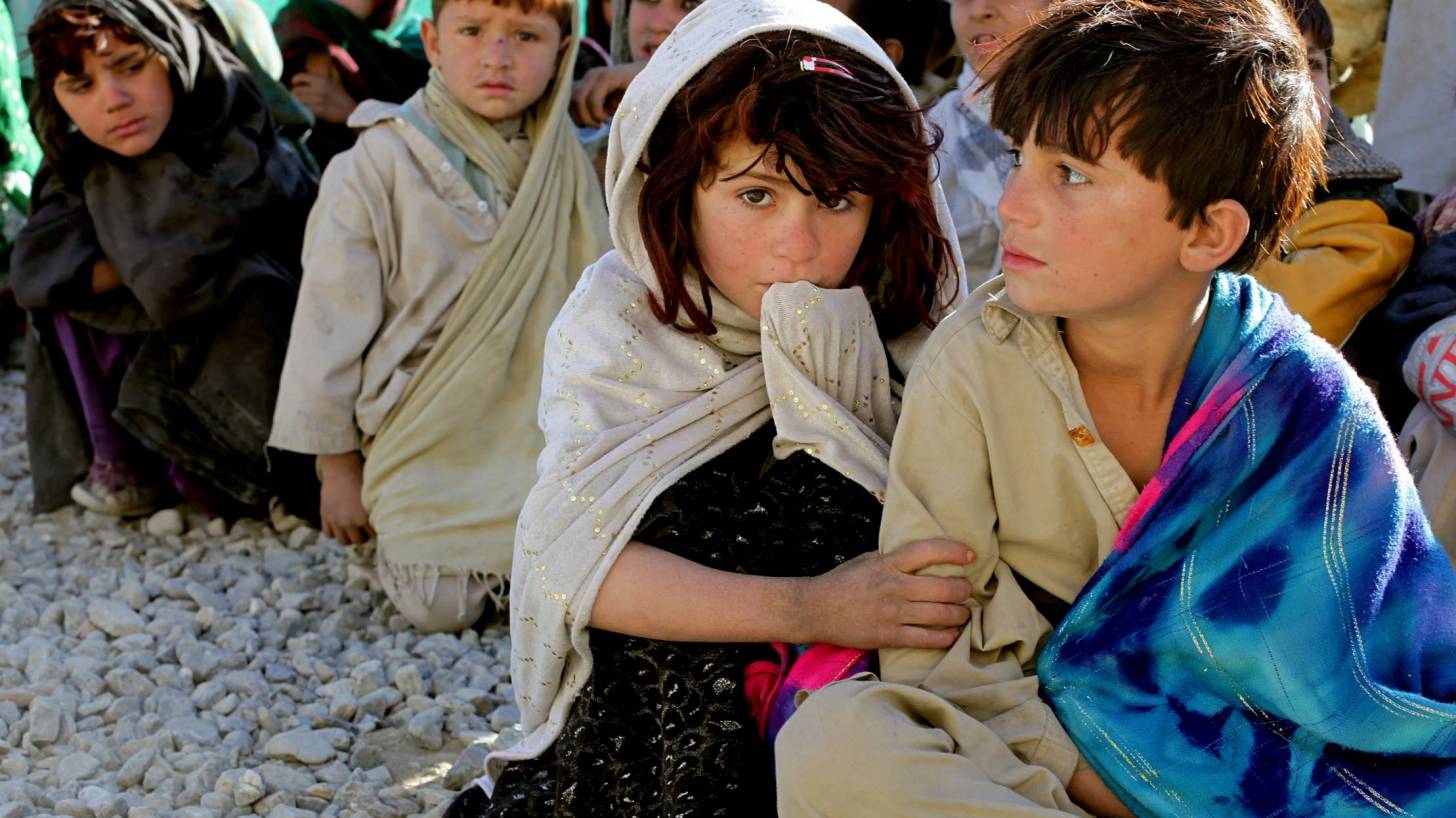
left=268, top=0, right=610, bottom=632
left=929, top=0, right=1052, bottom=289
left=777, top=0, right=1456, bottom=816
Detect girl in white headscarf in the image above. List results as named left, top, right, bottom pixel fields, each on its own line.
left=452, top=0, right=972, bottom=814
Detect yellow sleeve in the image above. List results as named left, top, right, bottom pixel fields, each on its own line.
left=1255, top=198, right=1415, bottom=347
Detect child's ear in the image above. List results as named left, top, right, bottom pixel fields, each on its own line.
left=879, top=38, right=905, bottom=68
left=1180, top=199, right=1250, bottom=274
left=420, top=18, right=442, bottom=68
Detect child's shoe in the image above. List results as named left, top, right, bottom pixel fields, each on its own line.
left=70, top=462, right=161, bottom=517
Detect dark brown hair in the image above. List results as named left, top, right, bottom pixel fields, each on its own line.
left=987, top=0, right=1323, bottom=272
left=430, top=0, right=573, bottom=38
left=638, top=31, right=953, bottom=338
left=1285, top=0, right=1333, bottom=53
left=28, top=6, right=157, bottom=163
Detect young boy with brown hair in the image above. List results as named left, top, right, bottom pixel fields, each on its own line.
left=267, top=0, right=610, bottom=632
left=776, top=0, right=1456, bottom=815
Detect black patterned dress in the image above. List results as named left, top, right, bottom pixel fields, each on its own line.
left=464, top=421, right=882, bottom=817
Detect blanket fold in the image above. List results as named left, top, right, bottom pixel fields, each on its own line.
left=1039, top=273, right=1456, bottom=817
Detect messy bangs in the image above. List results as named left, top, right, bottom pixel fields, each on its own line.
left=639, top=31, right=953, bottom=338
left=986, top=0, right=1322, bottom=272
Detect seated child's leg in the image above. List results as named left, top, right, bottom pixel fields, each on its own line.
left=776, top=679, right=1086, bottom=818
left=376, top=551, right=499, bottom=634
left=49, top=312, right=166, bottom=514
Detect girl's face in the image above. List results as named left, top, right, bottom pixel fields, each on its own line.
left=951, top=0, right=1051, bottom=75
left=627, top=0, right=700, bottom=62
left=53, top=38, right=173, bottom=157
left=691, top=134, right=873, bottom=320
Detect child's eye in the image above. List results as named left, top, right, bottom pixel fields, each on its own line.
left=682, top=0, right=703, bottom=9
left=821, top=196, right=853, bottom=212
left=515, top=30, right=538, bottom=42
left=739, top=189, right=773, bottom=207
left=459, top=25, right=480, bottom=36
left=124, top=60, right=145, bottom=74
left=1007, top=148, right=1023, bottom=168
left=1058, top=164, right=1090, bottom=185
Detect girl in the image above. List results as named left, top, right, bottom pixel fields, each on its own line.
left=12, top=0, right=316, bottom=518
left=452, top=0, right=974, bottom=814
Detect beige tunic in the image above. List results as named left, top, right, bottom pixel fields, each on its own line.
left=778, top=278, right=1144, bottom=815
left=268, top=94, right=507, bottom=456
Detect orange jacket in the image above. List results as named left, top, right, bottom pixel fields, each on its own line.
left=1255, top=198, right=1415, bottom=347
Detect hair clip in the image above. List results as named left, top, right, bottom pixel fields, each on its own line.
left=800, top=56, right=855, bottom=81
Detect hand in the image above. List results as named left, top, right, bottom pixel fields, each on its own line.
left=1068, top=767, right=1135, bottom=818
left=290, top=71, right=359, bottom=124
left=570, top=62, right=645, bottom=128
left=797, top=539, right=975, bottom=649
left=1417, top=185, right=1456, bottom=243
left=90, top=259, right=123, bottom=294
left=318, top=451, right=374, bottom=545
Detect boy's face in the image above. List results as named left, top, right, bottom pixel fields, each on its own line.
left=691, top=134, right=873, bottom=320
left=1304, top=34, right=1332, bottom=133
left=627, top=0, right=700, bottom=62
left=950, top=0, right=1051, bottom=75
left=996, top=137, right=1226, bottom=320
left=53, top=39, right=174, bottom=158
left=422, top=0, right=566, bottom=121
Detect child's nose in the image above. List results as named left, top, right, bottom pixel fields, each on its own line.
left=101, top=77, right=132, bottom=112
left=773, top=210, right=820, bottom=265
left=482, top=37, right=513, bottom=67
left=997, top=168, right=1037, bottom=228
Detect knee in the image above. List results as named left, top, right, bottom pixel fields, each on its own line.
left=775, top=680, right=900, bottom=811
left=378, top=568, right=491, bottom=634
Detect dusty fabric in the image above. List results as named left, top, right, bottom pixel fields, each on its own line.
left=12, top=0, right=315, bottom=510
left=268, top=92, right=510, bottom=456
left=358, top=39, right=611, bottom=593
left=488, top=0, right=965, bottom=789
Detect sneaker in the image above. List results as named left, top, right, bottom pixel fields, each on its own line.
left=70, top=462, right=161, bottom=517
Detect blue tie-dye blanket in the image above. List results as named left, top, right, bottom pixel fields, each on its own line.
left=1039, top=273, right=1456, bottom=817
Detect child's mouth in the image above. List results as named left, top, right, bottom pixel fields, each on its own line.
left=111, top=117, right=147, bottom=137
left=968, top=33, right=1002, bottom=53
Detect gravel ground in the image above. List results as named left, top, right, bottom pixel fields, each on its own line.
left=0, top=366, right=520, bottom=818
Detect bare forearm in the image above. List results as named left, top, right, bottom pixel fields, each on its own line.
left=588, top=541, right=809, bottom=643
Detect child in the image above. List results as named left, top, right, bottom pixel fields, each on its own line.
left=777, top=1, right=1456, bottom=816
left=1, top=1, right=42, bottom=346
left=456, top=0, right=974, bottom=812
left=569, top=0, right=696, bottom=128
left=1255, top=0, right=1415, bottom=350
left=273, top=0, right=430, bottom=165
left=11, top=0, right=316, bottom=518
left=928, top=0, right=1051, bottom=289
left=268, top=0, right=610, bottom=632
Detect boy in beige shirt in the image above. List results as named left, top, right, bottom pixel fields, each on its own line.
left=777, top=0, right=1456, bottom=816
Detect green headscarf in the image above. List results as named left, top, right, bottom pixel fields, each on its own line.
left=1, top=2, right=41, bottom=261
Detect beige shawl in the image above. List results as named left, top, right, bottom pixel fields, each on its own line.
left=360, top=32, right=612, bottom=596
left=486, top=0, right=967, bottom=786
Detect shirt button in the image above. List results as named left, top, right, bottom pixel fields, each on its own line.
left=476, top=201, right=489, bottom=212
left=439, top=161, right=451, bottom=172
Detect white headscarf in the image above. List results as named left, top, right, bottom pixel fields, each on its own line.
left=487, top=0, right=966, bottom=787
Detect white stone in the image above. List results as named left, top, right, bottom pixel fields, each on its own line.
left=262, top=729, right=335, bottom=765
left=145, top=509, right=185, bottom=537
left=86, top=599, right=145, bottom=637
left=233, top=769, right=265, bottom=807
left=57, top=751, right=101, bottom=783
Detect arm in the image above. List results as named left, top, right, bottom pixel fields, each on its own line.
left=589, top=538, right=975, bottom=648
left=269, top=142, right=389, bottom=459
left=1254, top=198, right=1415, bottom=347
left=8, top=165, right=105, bottom=310
left=878, top=360, right=1085, bottom=788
